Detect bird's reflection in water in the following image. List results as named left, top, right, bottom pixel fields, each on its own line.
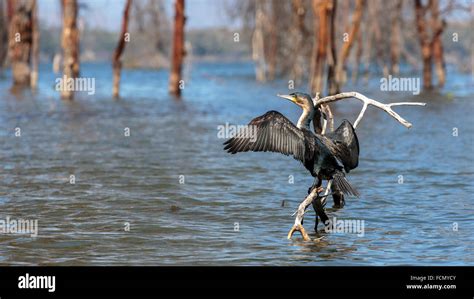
left=287, top=232, right=359, bottom=263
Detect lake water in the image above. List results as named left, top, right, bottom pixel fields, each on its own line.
left=0, top=62, right=473, bottom=265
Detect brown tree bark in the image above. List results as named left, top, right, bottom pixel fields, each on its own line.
left=112, top=0, right=132, bottom=98
left=390, top=0, right=403, bottom=76
left=266, top=0, right=279, bottom=81
left=362, top=20, right=372, bottom=83
left=289, top=0, right=308, bottom=84
left=326, top=0, right=338, bottom=95
left=6, top=0, right=13, bottom=18
left=60, top=0, right=80, bottom=99
left=414, top=0, right=432, bottom=89
left=147, top=0, right=166, bottom=52
left=252, top=0, right=266, bottom=82
left=335, top=0, right=365, bottom=86
left=351, top=22, right=363, bottom=83
left=367, top=0, right=386, bottom=76
left=430, top=0, right=446, bottom=87
left=0, top=0, right=8, bottom=72
left=8, top=0, right=35, bottom=87
left=30, top=0, right=38, bottom=89
left=310, top=0, right=330, bottom=95
left=169, top=0, right=185, bottom=96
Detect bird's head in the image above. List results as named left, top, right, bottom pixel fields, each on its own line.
left=277, top=92, right=314, bottom=112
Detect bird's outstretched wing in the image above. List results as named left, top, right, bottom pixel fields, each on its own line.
left=324, top=119, right=359, bottom=172
left=223, top=111, right=317, bottom=167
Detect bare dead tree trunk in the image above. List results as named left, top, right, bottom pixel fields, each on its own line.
left=367, top=0, right=387, bottom=77
left=390, top=0, right=403, bottom=76
left=61, top=0, right=79, bottom=100
left=147, top=0, right=166, bottom=52
left=6, top=0, right=13, bottom=18
left=335, top=0, right=365, bottom=87
left=289, top=0, right=308, bottom=84
left=326, top=0, right=339, bottom=95
left=363, top=28, right=372, bottom=83
left=267, top=0, right=279, bottom=81
left=401, top=45, right=419, bottom=70
left=8, top=0, right=34, bottom=87
left=169, top=0, right=185, bottom=96
left=309, top=1, right=318, bottom=94
left=310, top=0, right=330, bottom=95
left=414, top=0, right=432, bottom=89
left=0, top=0, right=9, bottom=73
left=340, top=0, right=350, bottom=32
left=351, top=22, right=363, bottom=83
left=30, top=0, right=38, bottom=89
left=430, top=0, right=446, bottom=87
left=112, top=0, right=132, bottom=98
left=252, top=0, right=266, bottom=82
left=365, top=0, right=376, bottom=80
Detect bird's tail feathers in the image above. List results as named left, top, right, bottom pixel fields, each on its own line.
left=333, top=171, right=360, bottom=198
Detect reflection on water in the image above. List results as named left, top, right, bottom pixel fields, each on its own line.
left=0, top=62, right=473, bottom=265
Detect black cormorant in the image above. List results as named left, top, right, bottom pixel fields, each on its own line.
left=223, top=92, right=359, bottom=240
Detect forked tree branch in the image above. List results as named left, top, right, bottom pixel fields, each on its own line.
left=314, top=92, right=426, bottom=129
left=311, top=92, right=334, bottom=135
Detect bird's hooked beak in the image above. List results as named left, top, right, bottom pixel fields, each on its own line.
left=277, top=94, right=297, bottom=104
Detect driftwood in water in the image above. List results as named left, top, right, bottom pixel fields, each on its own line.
left=112, top=0, right=132, bottom=98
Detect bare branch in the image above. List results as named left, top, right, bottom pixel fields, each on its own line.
left=322, top=104, right=334, bottom=133
left=311, top=92, right=333, bottom=135
left=315, top=92, right=426, bottom=128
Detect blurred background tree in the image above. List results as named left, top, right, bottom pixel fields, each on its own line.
left=0, top=0, right=471, bottom=97
left=225, top=0, right=471, bottom=95
left=7, top=0, right=37, bottom=88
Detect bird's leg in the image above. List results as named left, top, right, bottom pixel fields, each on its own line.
left=288, top=178, right=323, bottom=241
left=312, top=198, right=329, bottom=232
left=319, top=180, right=333, bottom=207
left=307, top=177, right=324, bottom=195
left=304, top=178, right=324, bottom=227
left=331, top=184, right=345, bottom=208
left=313, top=180, right=333, bottom=231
